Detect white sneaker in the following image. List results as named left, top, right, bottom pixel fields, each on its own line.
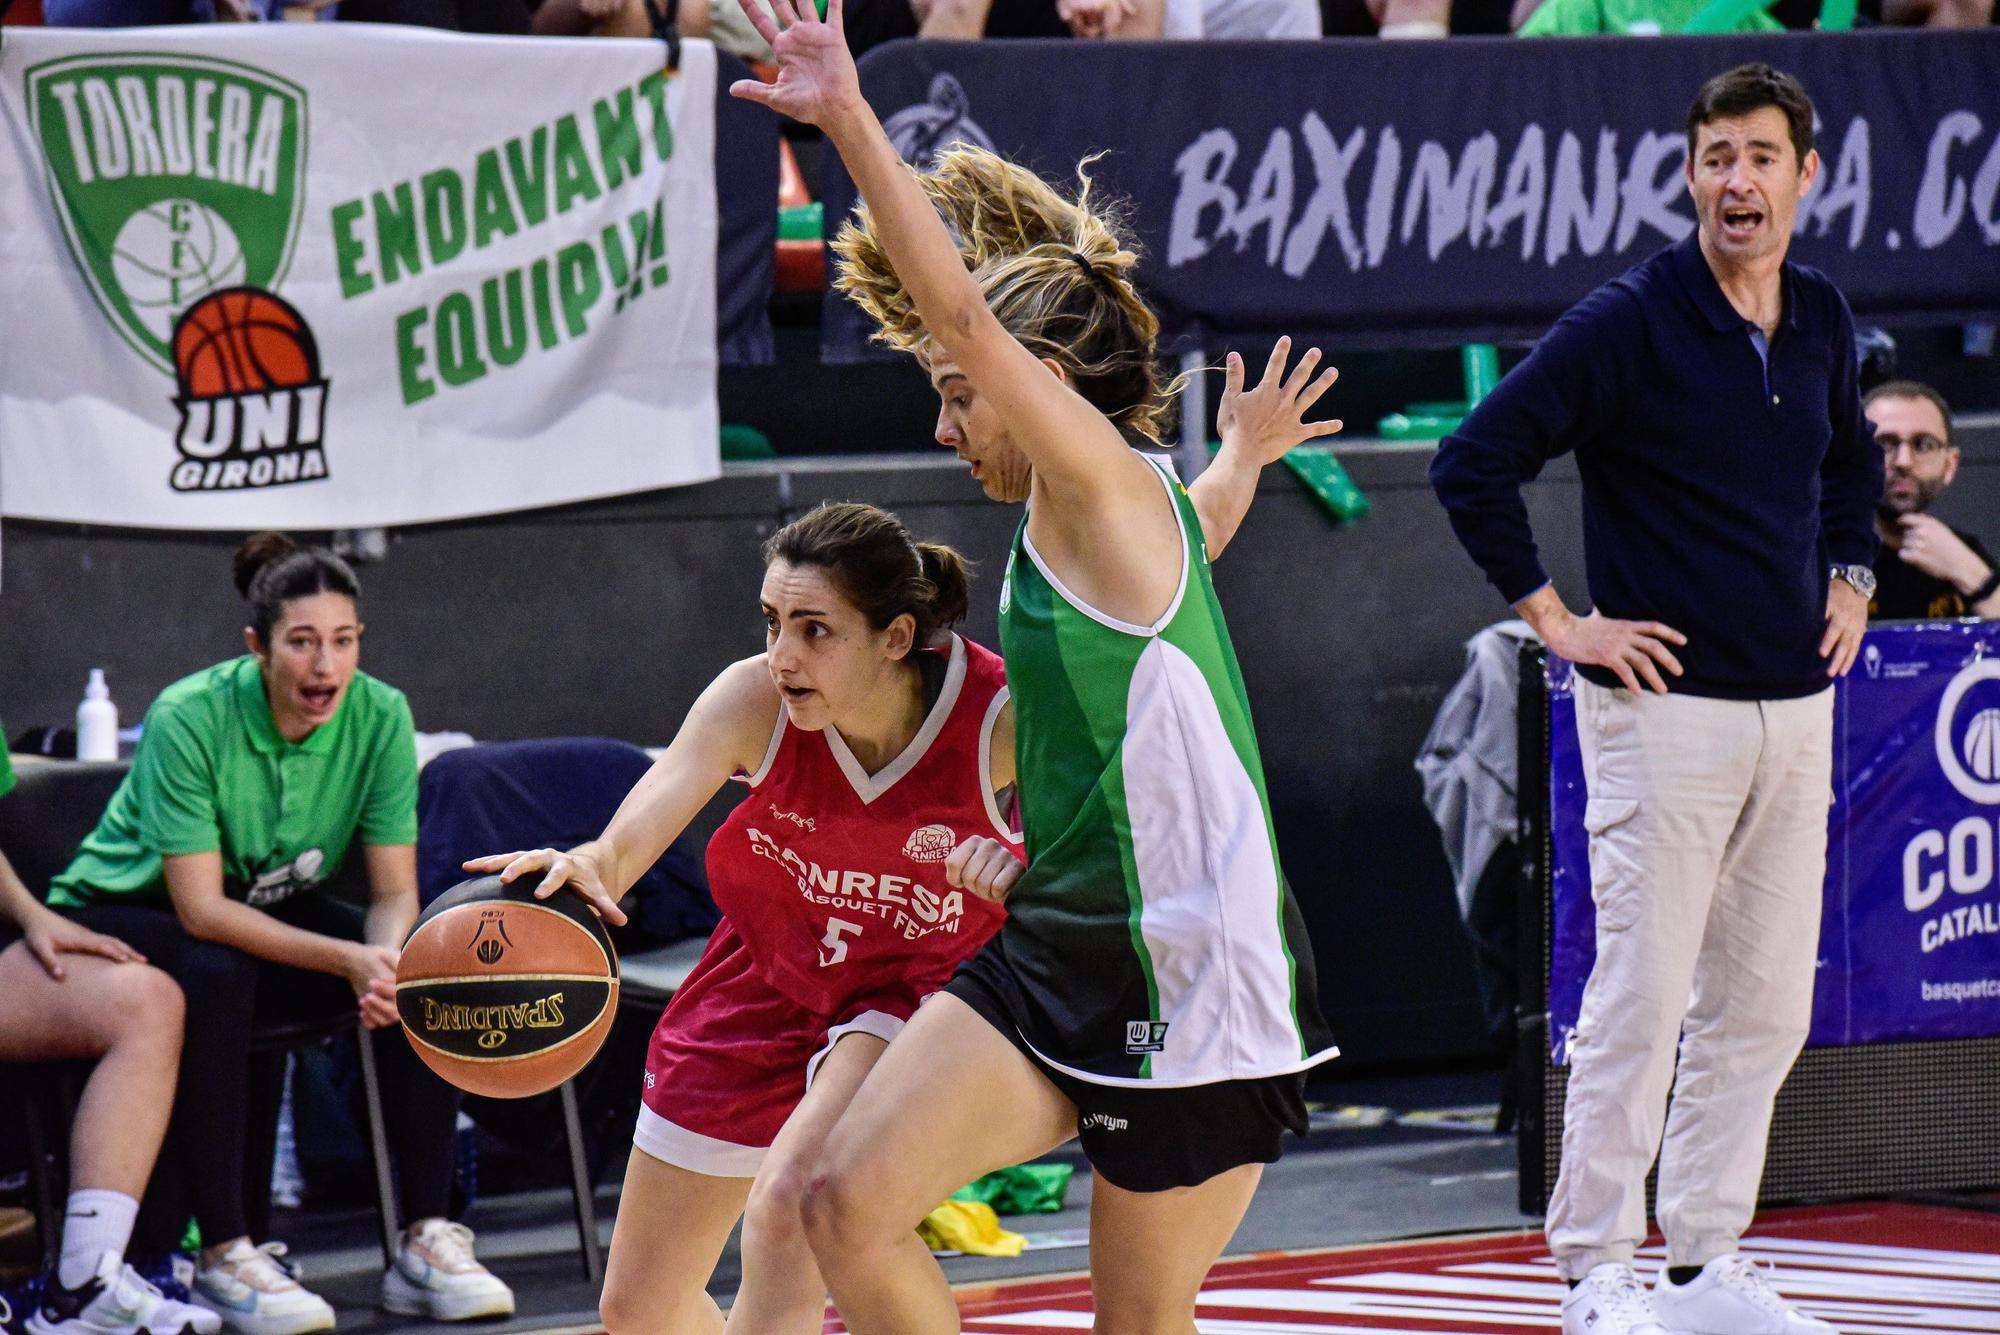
left=380, top=1221, right=514, bottom=1321
left=190, top=1242, right=335, bottom=1335
left=1654, top=1255, right=1837, bottom=1335
left=1564, top=1262, right=1682, bottom=1335
left=29, top=1253, right=224, bottom=1335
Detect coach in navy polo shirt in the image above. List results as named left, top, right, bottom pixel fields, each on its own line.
left=1431, top=65, right=1879, bottom=1335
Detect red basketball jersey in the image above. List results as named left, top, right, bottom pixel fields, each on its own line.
left=703, top=634, right=1019, bottom=1015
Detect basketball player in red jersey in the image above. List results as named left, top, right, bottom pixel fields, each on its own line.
left=466, top=504, right=1019, bottom=1335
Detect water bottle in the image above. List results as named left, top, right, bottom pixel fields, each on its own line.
left=77, top=669, right=118, bottom=762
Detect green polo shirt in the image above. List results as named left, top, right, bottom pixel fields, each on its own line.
left=48, top=657, right=417, bottom=909
left=1519, top=0, right=1779, bottom=33
left=1, top=721, right=15, bottom=801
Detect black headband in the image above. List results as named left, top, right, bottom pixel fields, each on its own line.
left=1069, top=250, right=1117, bottom=295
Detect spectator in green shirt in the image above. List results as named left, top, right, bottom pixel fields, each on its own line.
left=1514, top=0, right=1782, bottom=33
left=50, top=534, right=514, bottom=1335
left=1, top=737, right=219, bottom=1335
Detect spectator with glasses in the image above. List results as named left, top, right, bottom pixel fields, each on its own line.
left=1866, top=380, right=1999, bottom=620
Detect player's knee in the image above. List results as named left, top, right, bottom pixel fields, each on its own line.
left=742, top=1161, right=811, bottom=1253
left=596, top=1275, right=647, bottom=1335
left=799, top=1162, right=874, bottom=1256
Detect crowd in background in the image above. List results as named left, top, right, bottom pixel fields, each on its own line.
left=12, top=0, right=1995, bottom=52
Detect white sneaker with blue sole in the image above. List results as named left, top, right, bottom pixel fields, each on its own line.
left=380, top=1221, right=513, bottom=1322
left=190, top=1242, right=334, bottom=1335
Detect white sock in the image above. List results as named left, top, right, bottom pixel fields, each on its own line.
left=58, top=1189, right=138, bottom=1290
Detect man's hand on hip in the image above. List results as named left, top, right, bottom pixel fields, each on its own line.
left=1515, top=586, right=1687, bottom=695
left=1821, top=579, right=1869, bottom=677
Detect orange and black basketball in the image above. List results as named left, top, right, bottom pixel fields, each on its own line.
left=396, top=872, right=620, bottom=1099
left=171, top=286, right=319, bottom=400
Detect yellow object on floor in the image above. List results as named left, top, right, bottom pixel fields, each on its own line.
left=917, top=1199, right=1027, bottom=1257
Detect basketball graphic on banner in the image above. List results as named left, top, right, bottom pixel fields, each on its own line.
left=1968, top=708, right=2000, bottom=784
left=172, top=287, right=319, bottom=399
left=110, top=200, right=247, bottom=344
left=1937, top=661, right=2000, bottom=805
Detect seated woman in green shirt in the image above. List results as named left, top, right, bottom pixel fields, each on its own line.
left=48, top=534, right=513, bottom=1335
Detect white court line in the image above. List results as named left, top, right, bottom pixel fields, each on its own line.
left=1312, top=1271, right=1562, bottom=1300
left=1199, top=1286, right=1555, bottom=1327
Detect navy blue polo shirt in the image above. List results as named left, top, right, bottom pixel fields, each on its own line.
left=1430, top=233, right=1881, bottom=700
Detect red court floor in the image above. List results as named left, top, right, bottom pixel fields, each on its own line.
left=824, top=1203, right=2000, bottom=1334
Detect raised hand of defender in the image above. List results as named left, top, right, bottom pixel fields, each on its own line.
left=461, top=846, right=630, bottom=926
left=728, top=0, right=863, bottom=130
left=945, top=836, right=1024, bottom=904
left=1215, top=336, right=1343, bottom=468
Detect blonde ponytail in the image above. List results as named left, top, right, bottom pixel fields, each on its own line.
left=833, top=147, right=1176, bottom=444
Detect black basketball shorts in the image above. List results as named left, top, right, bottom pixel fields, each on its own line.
left=946, top=954, right=1309, bottom=1193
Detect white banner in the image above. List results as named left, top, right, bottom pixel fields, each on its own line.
left=0, top=25, right=719, bottom=529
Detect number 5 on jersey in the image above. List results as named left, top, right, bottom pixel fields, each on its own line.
left=818, top=916, right=862, bottom=966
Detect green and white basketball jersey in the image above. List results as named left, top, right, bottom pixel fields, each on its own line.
left=996, top=455, right=1338, bottom=1086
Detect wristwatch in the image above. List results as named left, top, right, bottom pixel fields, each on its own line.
left=1831, top=563, right=1877, bottom=599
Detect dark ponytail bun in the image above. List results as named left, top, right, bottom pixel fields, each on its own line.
left=917, top=543, right=970, bottom=633
left=233, top=531, right=300, bottom=598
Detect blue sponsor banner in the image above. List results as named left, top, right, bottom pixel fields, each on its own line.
left=1549, top=622, right=2000, bottom=1064
left=822, top=30, right=2000, bottom=358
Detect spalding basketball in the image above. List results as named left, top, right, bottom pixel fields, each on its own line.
left=397, top=872, right=620, bottom=1098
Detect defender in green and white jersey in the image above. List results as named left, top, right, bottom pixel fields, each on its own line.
left=746, top=16, right=1347, bottom=1320
left=966, top=454, right=1337, bottom=1086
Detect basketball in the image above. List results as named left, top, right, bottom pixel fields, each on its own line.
left=171, top=287, right=320, bottom=400
left=396, top=872, right=620, bottom=1099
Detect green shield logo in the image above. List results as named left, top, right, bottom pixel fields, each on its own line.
left=26, top=52, right=307, bottom=375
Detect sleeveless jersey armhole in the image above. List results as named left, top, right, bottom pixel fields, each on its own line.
left=738, top=706, right=787, bottom=788
left=1018, top=455, right=1191, bottom=638
left=977, top=685, right=1023, bottom=843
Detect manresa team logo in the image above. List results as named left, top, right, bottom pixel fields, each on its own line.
left=26, top=52, right=328, bottom=493
left=902, top=824, right=956, bottom=863
left=881, top=74, right=994, bottom=170
left=1937, top=657, right=2000, bottom=804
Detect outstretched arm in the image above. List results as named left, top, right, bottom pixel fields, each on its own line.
left=729, top=0, right=1149, bottom=513
left=1190, top=338, right=1343, bottom=559
left=463, top=657, right=780, bottom=922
